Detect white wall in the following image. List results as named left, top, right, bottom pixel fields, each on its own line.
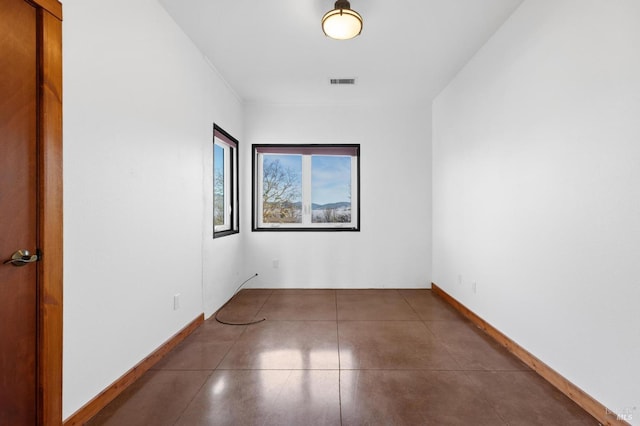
left=243, top=104, right=432, bottom=289
left=63, top=0, right=243, bottom=418
left=433, top=0, right=640, bottom=422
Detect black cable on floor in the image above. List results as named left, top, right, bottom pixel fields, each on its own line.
left=215, top=273, right=266, bottom=326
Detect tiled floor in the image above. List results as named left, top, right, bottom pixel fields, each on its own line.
left=88, top=289, right=597, bottom=425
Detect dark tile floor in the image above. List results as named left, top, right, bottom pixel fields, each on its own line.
left=88, top=289, right=597, bottom=425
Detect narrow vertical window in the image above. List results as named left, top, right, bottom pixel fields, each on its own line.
left=252, top=144, right=360, bottom=231
left=213, top=124, right=239, bottom=238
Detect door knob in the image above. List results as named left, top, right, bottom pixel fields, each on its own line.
left=3, top=249, right=40, bottom=267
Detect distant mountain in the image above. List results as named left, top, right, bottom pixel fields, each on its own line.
left=312, top=202, right=350, bottom=210
left=282, top=201, right=351, bottom=210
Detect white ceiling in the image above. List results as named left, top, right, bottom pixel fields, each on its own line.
left=159, top=0, right=525, bottom=106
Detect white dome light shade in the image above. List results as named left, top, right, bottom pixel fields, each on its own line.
left=322, top=1, right=363, bottom=40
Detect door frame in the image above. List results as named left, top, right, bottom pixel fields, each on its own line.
left=32, top=0, right=63, bottom=424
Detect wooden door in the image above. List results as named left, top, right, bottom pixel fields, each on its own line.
left=0, top=0, right=39, bottom=424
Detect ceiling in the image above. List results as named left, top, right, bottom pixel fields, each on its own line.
left=159, top=0, right=525, bottom=106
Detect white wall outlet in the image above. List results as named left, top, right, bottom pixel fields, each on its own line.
left=272, top=259, right=279, bottom=269
left=457, top=274, right=463, bottom=285
left=472, top=282, right=477, bottom=294
left=173, top=293, right=180, bottom=310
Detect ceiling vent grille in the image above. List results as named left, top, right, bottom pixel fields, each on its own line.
left=330, top=78, right=356, bottom=85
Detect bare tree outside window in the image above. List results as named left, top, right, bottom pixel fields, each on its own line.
left=214, top=167, right=224, bottom=226
left=262, top=157, right=302, bottom=223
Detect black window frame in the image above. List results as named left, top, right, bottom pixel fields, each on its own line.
left=252, top=143, right=361, bottom=232
left=213, top=124, right=239, bottom=238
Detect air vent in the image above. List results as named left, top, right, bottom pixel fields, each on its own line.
left=330, top=78, right=356, bottom=85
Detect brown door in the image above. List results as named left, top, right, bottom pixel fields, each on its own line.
left=0, top=0, right=39, bottom=424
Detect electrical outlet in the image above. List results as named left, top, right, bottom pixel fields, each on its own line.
left=457, top=274, right=463, bottom=285
left=173, top=294, right=180, bottom=310
left=472, top=282, right=477, bottom=294
left=272, top=259, right=279, bottom=269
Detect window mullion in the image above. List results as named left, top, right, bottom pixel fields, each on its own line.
left=231, top=147, right=237, bottom=229
left=224, top=145, right=231, bottom=228
left=302, top=155, right=312, bottom=225
left=350, top=155, right=357, bottom=227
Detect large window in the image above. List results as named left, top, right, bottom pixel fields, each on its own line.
left=213, top=124, right=239, bottom=238
left=252, top=144, right=360, bottom=231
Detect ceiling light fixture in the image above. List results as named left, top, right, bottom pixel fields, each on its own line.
left=322, top=0, right=363, bottom=40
